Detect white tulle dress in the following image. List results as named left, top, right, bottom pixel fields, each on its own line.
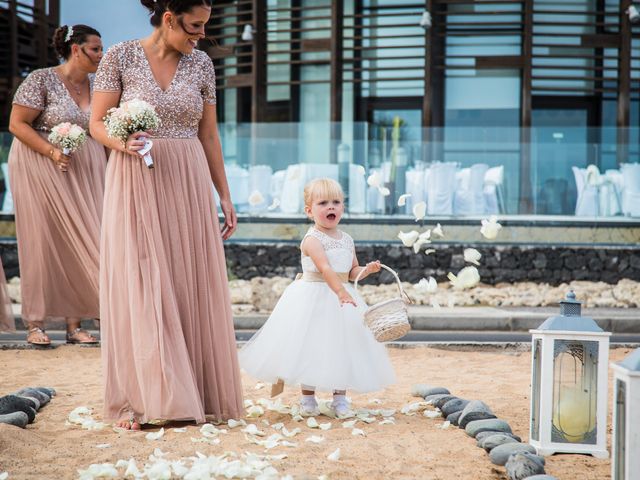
left=239, top=227, right=396, bottom=393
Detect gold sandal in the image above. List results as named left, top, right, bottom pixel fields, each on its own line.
left=66, top=327, right=98, bottom=345
left=27, top=327, right=51, bottom=346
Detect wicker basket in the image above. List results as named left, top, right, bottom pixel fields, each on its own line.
left=354, top=264, right=411, bottom=342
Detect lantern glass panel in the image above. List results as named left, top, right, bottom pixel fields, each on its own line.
left=551, top=340, right=598, bottom=444
left=531, top=338, right=542, bottom=441
left=614, top=379, right=626, bottom=480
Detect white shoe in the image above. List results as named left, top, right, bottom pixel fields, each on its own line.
left=331, top=396, right=351, bottom=418
left=300, top=396, right=320, bottom=417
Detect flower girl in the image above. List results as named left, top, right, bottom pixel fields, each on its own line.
left=239, top=178, right=396, bottom=416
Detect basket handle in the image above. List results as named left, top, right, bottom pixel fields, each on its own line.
left=353, top=263, right=412, bottom=304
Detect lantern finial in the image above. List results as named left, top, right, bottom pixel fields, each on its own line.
left=560, top=290, right=582, bottom=317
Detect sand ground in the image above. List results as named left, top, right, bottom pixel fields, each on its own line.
left=0, top=345, right=631, bottom=479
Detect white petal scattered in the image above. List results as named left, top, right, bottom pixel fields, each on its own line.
left=424, top=410, right=442, bottom=418
left=480, top=215, right=502, bottom=240
left=292, top=414, right=304, bottom=422
left=327, top=448, right=341, bottom=461
left=418, top=230, right=431, bottom=241
left=398, top=230, right=419, bottom=247
left=248, top=190, right=265, bottom=206
left=379, top=418, right=396, bottom=425
left=463, top=248, right=482, bottom=266
left=242, top=424, right=266, bottom=436
left=397, top=193, right=412, bottom=207
left=306, top=417, right=319, bottom=429
left=413, top=239, right=426, bottom=254
left=124, top=459, right=142, bottom=477
left=254, top=382, right=266, bottom=390
left=424, top=248, right=436, bottom=256
left=415, top=276, right=438, bottom=294
left=246, top=405, right=265, bottom=418
left=305, top=435, right=325, bottom=444
left=380, top=409, right=396, bottom=417
left=0, top=474, right=7, bottom=480
left=342, top=419, right=358, bottom=429
left=200, top=423, right=227, bottom=437
left=67, top=407, right=106, bottom=431
left=355, top=165, right=366, bottom=176
left=95, top=443, right=111, bottom=449
left=432, top=223, right=444, bottom=238
left=227, top=419, right=246, bottom=429
left=77, top=464, right=119, bottom=479
left=401, top=401, right=428, bottom=415
left=281, top=427, right=301, bottom=438
left=447, top=266, right=480, bottom=290
left=367, top=171, right=383, bottom=188
left=271, top=422, right=284, bottom=431
left=267, top=198, right=280, bottom=211
left=172, top=427, right=187, bottom=433
left=318, top=422, right=332, bottom=431
left=431, top=300, right=441, bottom=309
left=351, top=428, right=366, bottom=437
left=145, top=428, right=165, bottom=441
left=244, top=399, right=255, bottom=407
left=368, top=398, right=382, bottom=405
left=437, top=421, right=452, bottom=429
left=378, top=186, right=391, bottom=197
left=412, top=201, right=427, bottom=221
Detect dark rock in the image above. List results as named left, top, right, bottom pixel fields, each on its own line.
left=446, top=410, right=463, bottom=426
left=458, top=400, right=494, bottom=428
left=433, top=395, right=458, bottom=410
left=476, top=431, right=522, bottom=446
left=505, top=452, right=546, bottom=480
left=35, top=387, right=56, bottom=397
left=523, top=476, right=558, bottom=480
left=441, top=398, right=469, bottom=417
left=0, top=411, right=29, bottom=428
left=466, top=419, right=512, bottom=437
left=0, top=395, right=36, bottom=423
left=16, top=388, right=50, bottom=406
left=481, top=433, right=520, bottom=452
left=460, top=411, right=497, bottom=426
left=419, top=385, right=450, bottom=397
left=490, top=443, right=537, bottom=466
left=425, top=393, right=452, bottom=405
left=15, top=396, right=39, bottom=411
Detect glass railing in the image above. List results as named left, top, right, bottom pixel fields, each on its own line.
left=1, top=125, right=639, bottom=220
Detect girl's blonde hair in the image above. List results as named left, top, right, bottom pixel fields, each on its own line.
left=303, top=178, right=344, bottom=208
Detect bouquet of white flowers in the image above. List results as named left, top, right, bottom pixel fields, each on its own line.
left=48, top=122, right=87, bottom=155
left=104, top=99, right=161, bottom=169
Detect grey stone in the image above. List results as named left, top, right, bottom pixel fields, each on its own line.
left=523, top=476, right=557, bottom=480
left=433, top=395, right=458, bottom=410
left=16, top=388, right=50, bottom=406
left=0, top=411, right=28, bottom=428
left=421, top=386, right=451, bottom=398
left=34, top=387, right=56, bottom=397
left=458, top=401, right=494, bottom=428
left=490, top=443, right=537, bottom=466
left=446, top=410, right=463, bottom=426
left=505, top=452, right=546, bottom=480
left=424, top=393, right=452, bottom=405
left=0, top=395, right=36, bottom=423
left=441, top=398, right=469, bottom=417
left=460, top=411, right=497, bottom=426
left=476, top=431, right=522, bottom=447
left=481, top=433, right=520, bottom=452
left=16, top=395, right=39, bottom=411
left=466, top=419, right=513, bottom=437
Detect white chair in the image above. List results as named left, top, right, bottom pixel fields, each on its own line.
left=573, top=166, right=599, bottom=216
left=426, top=162, right=457, bottom=215
left=348, top=164, right=366, bottom=214
left=248, top=164, right=272, bottom=211
left=453, top=163, right=489, bottom=215
left=483, top=165, right=505, bottom=214
left=621, top=163, right=640, bottom=217
left=1, top=163, right=13, bottom=213
left=226, top=164, right=250, bottom=211
left=600, top=169, right=623, bottom=216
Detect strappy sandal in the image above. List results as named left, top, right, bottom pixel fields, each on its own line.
left=27, top=327, right=51, bottom=346
left=66, top=327, right=99, bottom=345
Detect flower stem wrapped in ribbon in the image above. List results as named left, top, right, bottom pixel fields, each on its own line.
left=103, top=99, right=161, bottom=169
left=48, top=122, right=87, bottom=156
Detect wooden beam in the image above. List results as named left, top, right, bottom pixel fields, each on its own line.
left=301, top=38, right=331, bottom=52
left=475, top=55, right=524, bottom=69
left=251, top=0, right=266, bottom=123
left=330, top=0, right=344, bottom=124
left=580, top=33, right=619, bottom=48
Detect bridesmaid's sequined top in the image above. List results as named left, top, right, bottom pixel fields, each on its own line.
left=94, top=40, right=217, bottom=138
left=12, top=68, right=93, bottom=132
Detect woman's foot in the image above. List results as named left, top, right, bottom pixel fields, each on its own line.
left=66, top=328, right=98, bottom=345
left=331, top=394, right=351, bottom=417
left=26, top=327, right=51, bottom=346
left=299, top=395, right=320, bottom=417
left=115, top=417, right=141, bottom=430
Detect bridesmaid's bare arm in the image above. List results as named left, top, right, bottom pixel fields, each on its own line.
left=198, top=103, right=237, bottom=239
left=89, top=91, right=147, bottom=156
left=9, top=105, right=69, bottom=166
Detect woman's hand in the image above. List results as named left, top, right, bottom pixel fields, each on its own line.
left=219, top=197, right=237, bottom=240
left=49, top=148, right=71, bottom=172
left=338, top=288, right=357, bottom=307
left=364, top=260, right=382, bottom=275
left=123, top=131, right=150, bottom=157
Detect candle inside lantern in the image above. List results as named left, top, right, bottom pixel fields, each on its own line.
left=553, top=385, right=596, bottom=442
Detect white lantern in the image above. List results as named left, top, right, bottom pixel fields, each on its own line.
left=611, top=348, right=640, bottom=480
left=529, top=291, right=610, bottom=458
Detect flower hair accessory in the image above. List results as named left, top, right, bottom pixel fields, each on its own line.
left=65, top=25, right=74, bottom=43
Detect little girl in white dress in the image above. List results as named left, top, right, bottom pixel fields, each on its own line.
left=239, top=178, right=396, bottom=416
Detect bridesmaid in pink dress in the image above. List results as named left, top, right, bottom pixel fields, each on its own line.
left=7, top=25, right=105, bottom=345
left=90, top=0, right=244, bottom=429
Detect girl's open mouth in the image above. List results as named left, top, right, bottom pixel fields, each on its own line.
left=327, top=213, right=336, bottom=220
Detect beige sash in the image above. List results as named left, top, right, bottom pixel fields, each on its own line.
left=295, top=271, right=350, bottom=283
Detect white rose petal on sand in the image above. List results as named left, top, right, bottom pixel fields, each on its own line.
left=398, top=230, right=419, bottom=247
left=397, top=193, right=412, bottom=207
left=306, top=417, right=319, bottom=429
left=318, top=422, right=332, bottom=431
left=424, top=410, right=441, bottom=419
left=145, top=428, right=165, bottom=441
left=447, top=266, right=480, bottom=290
left=415, top=276, right=437, bottom=294
left=463, top=248, right=482, bottom=266
left=437, top=421, right=451, bottom=429
left=327, top=448, right=341, bottom=461
left=432, top=223, right=444, bottom=238
left=227, top=419, right=246, bottom=429
left=247, top=405, right=265, bottom=418
left=342, top=419, right=357, bottom=428
left=480, top=215, right=502, bottom=240
left=412, top=201, right=427, bottom=221
left=95, top=443, right=111, bottom=449
left=0, top=473, right=6, bottom=480
left=351, top=428, right=366, bottom=437
left=379, top=418, right=396, bottom=425
left=305, top=435, right=325, bottom=444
